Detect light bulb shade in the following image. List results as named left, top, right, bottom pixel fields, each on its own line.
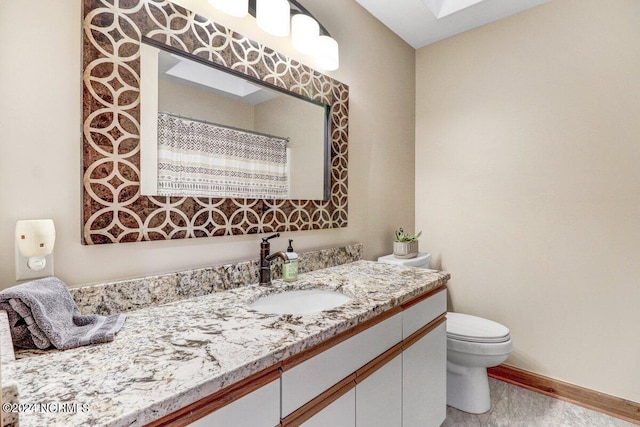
left=315, top=35, right=339, bottom=71
left=208, top=0, right=249, bottom=17
left=15, top=219, right=56, bottom=257
left=257, top=0, right=290, bottom=37
left=292, top=14, right=319, bottom=55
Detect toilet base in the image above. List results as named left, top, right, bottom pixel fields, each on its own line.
left=446, top=361, right=491, bottom=414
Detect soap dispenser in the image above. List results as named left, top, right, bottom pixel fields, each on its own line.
left=282, top=239, right=299, bottom=282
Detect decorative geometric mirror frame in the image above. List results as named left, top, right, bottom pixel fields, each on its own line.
left=82, top=0, right=348, bottom=244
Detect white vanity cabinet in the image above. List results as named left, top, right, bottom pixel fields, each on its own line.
left=282, top=287, right=447, bottom=427
left=402, top=289, right=447, bottom=427
left=355, top=354, right=403, bottom=427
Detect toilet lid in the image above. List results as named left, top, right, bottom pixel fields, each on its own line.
left=446, top=312, right=511, bottom=343
left=377, top=252, right=432, bottom=268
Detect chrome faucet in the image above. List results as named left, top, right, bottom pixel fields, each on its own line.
left=259, top=233, right=292, bottom=286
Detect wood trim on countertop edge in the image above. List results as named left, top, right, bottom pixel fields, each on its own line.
left=147, top=284, right=447, bottom=427
left=488, top=364, right=640, bottom=425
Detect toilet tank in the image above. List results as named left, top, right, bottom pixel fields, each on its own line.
left=377, top=252, right=432, bottom=269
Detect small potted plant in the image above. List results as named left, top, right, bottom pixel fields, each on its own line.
left=393, top=228, right=422, bottom=259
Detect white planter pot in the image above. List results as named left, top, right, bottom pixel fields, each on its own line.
left=393, top=241, right=419, bottom=259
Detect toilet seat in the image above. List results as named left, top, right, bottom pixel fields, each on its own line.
left=447, top=312, right=510, bottom=343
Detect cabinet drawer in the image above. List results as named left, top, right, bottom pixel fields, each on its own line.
left=282, top=312, right=402, bottom=417
left=402, top=288, right=446, bottom=339
left=188, top=378, right=280, bottom=427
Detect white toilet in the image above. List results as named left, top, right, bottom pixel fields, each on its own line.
left=446, top=312, right=512, bottom=413
left=377, top=253, right=513, bottom=414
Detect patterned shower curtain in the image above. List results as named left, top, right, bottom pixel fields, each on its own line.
left=157, top=113, right=289, bottom=198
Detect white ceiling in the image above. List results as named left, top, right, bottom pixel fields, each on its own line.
left=354, top=0, right=552, bottom=49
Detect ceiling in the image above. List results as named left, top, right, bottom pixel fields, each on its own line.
left=354, top=0, right=552, bottom=49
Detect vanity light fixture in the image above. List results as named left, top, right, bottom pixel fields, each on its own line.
left=316, top=35, right=339, bottom=71
left=209, top=0, right=340, bottom=71
left=291, top=13, right=319, bottom=54
left=257, top=0, right=291, bottom=37
left=15, top=219, right=56, bottom=281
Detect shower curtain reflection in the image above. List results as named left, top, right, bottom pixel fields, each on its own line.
left=156, top=112, right=289, bottom=199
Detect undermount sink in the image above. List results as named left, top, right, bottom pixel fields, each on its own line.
left=249, top=289, right=351, bottom=315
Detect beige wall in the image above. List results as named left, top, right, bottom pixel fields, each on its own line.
left=159, top=78, right=256, bottom=130
left=255, top=96, right=325, bottom=200
left=0, top=0, right=415, bottom=287
left=416, top=0, right=640, bottom=402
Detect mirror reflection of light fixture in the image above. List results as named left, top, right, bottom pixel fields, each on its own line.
left=213, top=0, right=339, bottom=71
left=208, top=0, right=249, bottom=17
left=15, top=219, right=56, bottom=281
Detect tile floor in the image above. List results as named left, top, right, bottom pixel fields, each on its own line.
left=442, top=378, right=638, bottom=427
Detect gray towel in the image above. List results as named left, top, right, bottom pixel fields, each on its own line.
left=0, top=277, right=126, bottom=350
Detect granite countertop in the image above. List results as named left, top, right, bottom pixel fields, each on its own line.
left=8, top=260, right=449, bottom=427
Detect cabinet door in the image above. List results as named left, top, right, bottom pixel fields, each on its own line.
left=301, top=388, right=355, bottom=427
left=356, top=355, right=402, bottom=427
left=402, top=322, right=446, bottom=427
left=188, top=378, right=280, bottom=427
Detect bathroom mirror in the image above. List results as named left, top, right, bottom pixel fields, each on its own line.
left=82, top=0, right=348, bottom=244
left=139, top=39, right=329, bottom=201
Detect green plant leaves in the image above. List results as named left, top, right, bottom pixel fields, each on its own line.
left=394, top=227, right=421, bottom=242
